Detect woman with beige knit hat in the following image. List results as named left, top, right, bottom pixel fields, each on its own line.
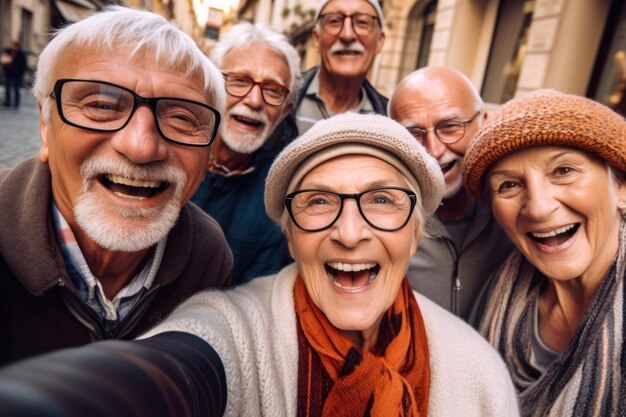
left=464, top=89, right=626, bottom=416
left=0, top=113, right=517, bottom=416
left=139, top=112, right=517, bottom=416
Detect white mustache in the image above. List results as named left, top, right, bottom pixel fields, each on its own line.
left=330, top=40, right=365, bottom=54
left=228, top=103, right=269, bottom=125
left=438, top=150, right=462, bottom=167
left=80, top=156, right=186, bottom=188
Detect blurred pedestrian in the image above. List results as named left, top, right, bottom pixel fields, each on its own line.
left=3, top=40, right=27, bottom=108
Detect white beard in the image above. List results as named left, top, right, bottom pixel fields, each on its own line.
left=439, top=149, right=464, bottom=199
left=443, top=170, right=464, bottom=199
left=221, top=103, right=273, bottom=154
left=74, top=156, right=186, bottom=253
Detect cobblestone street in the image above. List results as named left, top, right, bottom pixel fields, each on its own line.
left=0, top=86, right=41, bottom=169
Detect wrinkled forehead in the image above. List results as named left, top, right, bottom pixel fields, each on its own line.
left=65, top=42, right=198, bottom=74
left=295, top=152, right=419, bottom=197
left=321, top=0, right=378, bottom=15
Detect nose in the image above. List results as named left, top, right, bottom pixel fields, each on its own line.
left=339, top=16, right=357, bottom=42
left=521, top=179, right=559, bottom=220
left=424, top=129, right=448, bottom=159
left=242, top=84, right=264, bottom=109
left=329, top=199, right=372, bottom=247
left=110, top=105, right=168, bottom=164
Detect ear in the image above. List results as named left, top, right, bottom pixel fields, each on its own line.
left=617, top=176, right=626, bottom=211
left=410, top=221, right=422, bottom=255
left=38, top=100, right=50, bottom=163
left=286, top=230, right=296, bottom=259
left=280, top=101, right=294, bottom=122
left=375, top=31, right=386, bottom=55
left=312, top=28, right=320, bottom=53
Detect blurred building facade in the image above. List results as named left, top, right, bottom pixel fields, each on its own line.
left=239, top=0, right=626, bottom=108
left=0, top=0, right=235, bottom=71
left=2, top=0, right=624, bottom=109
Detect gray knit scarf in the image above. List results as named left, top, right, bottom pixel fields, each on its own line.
left=479, top=219, right=626, bottom=417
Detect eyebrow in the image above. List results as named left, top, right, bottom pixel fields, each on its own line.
left=300, top=178, right=404, bottom=190
left=488, top=149, right=583, bottom=178
left=224, top=70, right=287, bottom=86
left=398, top=113, right=469, bottom=129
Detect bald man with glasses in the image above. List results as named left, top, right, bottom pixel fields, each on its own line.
left=294, top=0, right=388, bottom=134
left=389, top=67, right=515, bottom=322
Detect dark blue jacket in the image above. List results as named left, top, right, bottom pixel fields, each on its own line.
left=192, top=116, right=297, bottom=284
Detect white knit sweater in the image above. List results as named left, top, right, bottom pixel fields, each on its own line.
left=142, top=263, right=519, bottom=416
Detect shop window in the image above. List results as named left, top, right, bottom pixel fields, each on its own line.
left=416, top=1, right=437, bottom=69
left=481, top=0, right=535, bottom=104
left=587, top=0, right=626, bottom=114
left=398, top=1, right=437, bottom=81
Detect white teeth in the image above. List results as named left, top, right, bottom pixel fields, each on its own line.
left=327, top=262, right=377, bottom=272
left=113, top=191, right=146, bottom=200
left=532, top=224, right=576, bottom=238
left=106, top=174, right=161, bottom=188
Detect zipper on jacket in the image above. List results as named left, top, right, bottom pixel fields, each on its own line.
left=107, top=284, right=162, bottom=339
left=440, top=237, right=462, bottom=316
left=58, top=279, right=162, bottom=341
left=58, top=278, right=106, bottom=341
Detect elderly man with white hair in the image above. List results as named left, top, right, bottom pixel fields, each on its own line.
left=191, top=22, right=302, bottom=284
left=0, top=6, right=233, bottom=366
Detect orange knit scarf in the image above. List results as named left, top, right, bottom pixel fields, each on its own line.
left=294, top=276, right=430, bottom=417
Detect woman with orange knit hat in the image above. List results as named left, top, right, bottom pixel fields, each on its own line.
left=464, top=89, right=626, bottom=416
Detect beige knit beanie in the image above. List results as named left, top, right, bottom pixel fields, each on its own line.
left=463, top=89, right=626, bottom=199
left=264, top=112, right=444, bottom=223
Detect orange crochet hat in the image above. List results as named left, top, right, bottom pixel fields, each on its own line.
left=463, top=89, right=626, bottom=199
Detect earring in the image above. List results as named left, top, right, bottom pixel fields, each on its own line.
left=620, top=200, right=626, bottom=208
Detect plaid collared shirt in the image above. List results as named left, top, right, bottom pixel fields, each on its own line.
left=51, top=202, right=165, bottom=332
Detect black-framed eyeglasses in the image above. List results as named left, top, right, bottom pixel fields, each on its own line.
left=285, top=187, right=417, bottom=232
left=50, top=78, right=221, bottom=147
left=318, top=12, right=379, bottom=37
left=406, top=110, right=481, bottom=145
left=222, top=73, right=290, bottom=106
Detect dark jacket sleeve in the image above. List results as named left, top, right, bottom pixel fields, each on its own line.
left=0, top=332, right=227, bottom=417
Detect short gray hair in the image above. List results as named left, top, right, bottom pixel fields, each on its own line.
left=35, top=6, right=225, bottom=122
left=211, top=22, right=301, bottom=104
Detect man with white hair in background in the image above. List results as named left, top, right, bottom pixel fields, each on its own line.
left=191, top=22, right=301, bottom=284
left=293, top=0, right=387, bottom=134
left=0, top=6, right=233, bottom=366
left=389, top=66, right=514, bottom=321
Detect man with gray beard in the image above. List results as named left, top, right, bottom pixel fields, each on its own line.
left=0, top=7, right=233, bottom=366
left=191, top=23, right=300, bottom=284
left=294, top=0, right=388, bottom=134
left=388, top=67, right=514, bottom=322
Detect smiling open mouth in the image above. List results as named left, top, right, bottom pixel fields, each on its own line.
left=233, top=115, right=265, bottom=128
left=334, top=50, right=362, bottom=56
left=325, top=262, right=380, bottom=290
left=440, top=160, right=456, bottom=175
left=100, top=174, right=169, bottom=200
left=528, top=223, right=580, bottom=246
